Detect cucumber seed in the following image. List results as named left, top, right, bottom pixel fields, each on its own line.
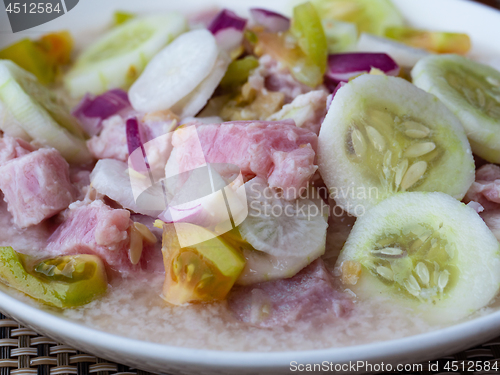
left=400, top=161, right=427, bottom=190
left=404, top=142, right=436, bottom=158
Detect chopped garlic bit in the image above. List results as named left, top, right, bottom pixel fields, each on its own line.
left=341, top=260, right=362, bottom=285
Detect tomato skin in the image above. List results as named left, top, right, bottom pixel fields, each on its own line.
left=161, top=223, right=246, bottom=305
left=0, top=32, right=73, bottom=85
left=251, top=2, right=328, bottom=88
left=254, top=31, right=323, bottom=88
left=385, top=27, right=471, bottom=55
left=0, top=39, right=54, bottom=84
left=36, top=31, right=74, bottom=66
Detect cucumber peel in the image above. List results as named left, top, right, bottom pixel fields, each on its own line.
left=64, top=14, right=187, bottom=97
left=0, top=60, right=91, bottom=164
left=412, top=54, right=500, bottom=163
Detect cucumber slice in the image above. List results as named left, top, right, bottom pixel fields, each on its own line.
left=0, top=99, right=30, bottom=140
left=317, top=74, right=474, bottom=215
left=335, top=192, right=500, bottom=323
left=412, top=55, right=500, bottom=163
left=0, top=60, right=90, bottom=164
left=64, top=14, right=187, bottom=98
left=129, top=29, right=218, bottom=113
left=311, top=0, right=404, bottom=36
left=0, top=59, right=84, bottom=139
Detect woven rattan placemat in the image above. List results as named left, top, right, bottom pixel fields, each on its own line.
left=0, top=313, right=152, bottom=375
left=3, top=311, right=500, bottom=375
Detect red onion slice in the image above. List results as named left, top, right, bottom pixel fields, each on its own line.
left=208, top=9, right=247, bottom=34
left=325, top=53, right=400, bottom=84
left=126, top=117, right=143, bottom=155
left=72, top=89, right=130, bottom=136
left=249, top=8, right=290, bottom=33
left=208, top=9, right=247, bottom=51
left=126, top=117, right=152, bottom=174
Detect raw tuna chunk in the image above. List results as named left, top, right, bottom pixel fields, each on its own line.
left=46, top=201, right=163, bottom=274
left=227, top=259, right=352, bottom=328
left=467, top=201, right=484, bottom=214
left=87, top=115, right=129, bottom=162
left=267, top=146, right=316, bottom=199
left=464, top=164, right=500, bottom=211
left=69, top=166, right=92, bottom=201
left=46, top=200, right=133, bottom=272
left=464, top=164, right=500, bottom=241
left=0, top=148, right=75, bottom=228
left=0, top=136, right=35, bottom=164
left=171, top=120, right=318, bottom=199
left=267, top=90, right=329, bottom=134
left=87, top=112, right=176, bottom=173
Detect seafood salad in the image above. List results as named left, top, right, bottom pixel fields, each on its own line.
left=1, top=0, right=500, bottom=351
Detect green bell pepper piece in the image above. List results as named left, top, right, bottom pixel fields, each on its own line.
left=0, top=247, right=108, bottom=308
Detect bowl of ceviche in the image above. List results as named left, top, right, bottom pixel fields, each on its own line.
left=0, top=0, right=500, bottom=373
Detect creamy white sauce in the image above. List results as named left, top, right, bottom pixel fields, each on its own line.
left=61, top=270, right=437, bottom=351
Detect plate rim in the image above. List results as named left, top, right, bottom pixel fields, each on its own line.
left=1, top=0, right=500, bottom=371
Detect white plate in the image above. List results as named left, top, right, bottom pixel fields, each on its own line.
left=1, top=0, right=500, bottom=374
